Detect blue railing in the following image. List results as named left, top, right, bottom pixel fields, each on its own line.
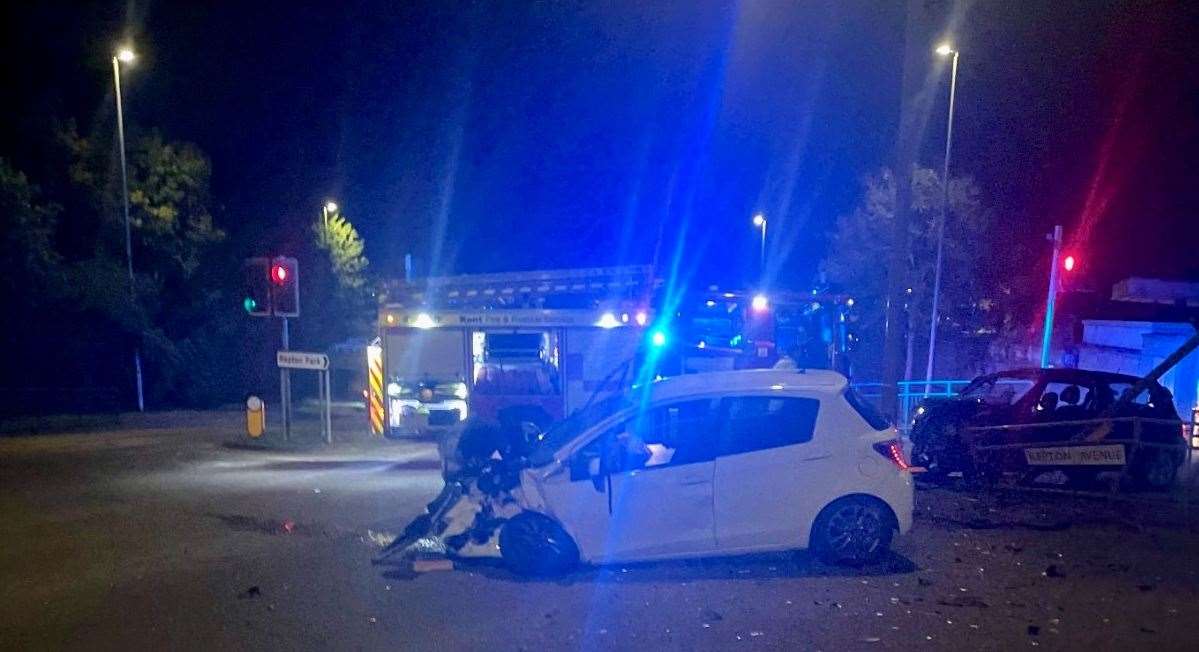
left=851, top=379, right=975, bottom=432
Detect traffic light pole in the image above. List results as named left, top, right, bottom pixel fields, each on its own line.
left=281, top=316, right=291, bottom=441
left=1039, top=225, right=1063, bottom=368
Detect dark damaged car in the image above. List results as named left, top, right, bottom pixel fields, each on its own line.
left=909, top=368, right=1187, bottom=489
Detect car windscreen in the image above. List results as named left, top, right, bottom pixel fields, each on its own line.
left=844, top=387, right=891, bottom=431
left=528, top=392, right=631, bottom=467
left=960, top=377, right=1035, bottom=406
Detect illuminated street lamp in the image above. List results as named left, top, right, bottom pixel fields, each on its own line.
left=112, top=44, right=144, bottom=412
left=322, top=200, right=338, bottom=230
left=924, top=42, right=960, bottom=393
left=752, top=213, right=767, bottom=274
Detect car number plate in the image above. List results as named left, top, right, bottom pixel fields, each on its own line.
left=1024, top=444, right=1126, bottom=466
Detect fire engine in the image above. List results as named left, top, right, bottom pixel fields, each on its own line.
left=666, top=288, right=853, bottom=376
left=369, top=266, right=656, bottom=438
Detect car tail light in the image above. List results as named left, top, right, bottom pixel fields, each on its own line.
left=873, top=439, right=911, bottom=471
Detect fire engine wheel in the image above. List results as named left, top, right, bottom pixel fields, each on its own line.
left=499, top=512, right=579, bottom=576
left=810, top=496, right=895, bottom=566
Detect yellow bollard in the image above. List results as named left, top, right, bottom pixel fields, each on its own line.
left=246, top=395, right=265, bottom=438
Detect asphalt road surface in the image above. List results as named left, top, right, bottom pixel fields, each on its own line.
left=4, top=411, right=1199, bottom=650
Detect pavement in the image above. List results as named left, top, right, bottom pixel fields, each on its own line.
left=4, top=411, right=1199, bottom=650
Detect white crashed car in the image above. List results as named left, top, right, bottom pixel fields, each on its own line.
left=496, top=369, right=914, bottom=573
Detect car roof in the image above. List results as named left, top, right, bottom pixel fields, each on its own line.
left=980, top=367, right=1150, bottom=386
left=645, top=368, right=847, bottom=401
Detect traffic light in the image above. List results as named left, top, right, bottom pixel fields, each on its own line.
left=270, top=256, right=300, bottom=317
left=1063, top=254, right=1076, bottom=272
left=242, top=258, right=271, bottom=316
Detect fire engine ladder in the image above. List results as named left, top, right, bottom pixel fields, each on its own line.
left=382, top=265, right=658, bottom=309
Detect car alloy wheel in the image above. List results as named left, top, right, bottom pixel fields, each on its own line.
left=814, top=497, right=893, bottom=566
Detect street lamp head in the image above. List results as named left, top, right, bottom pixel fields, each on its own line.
left=324, top=201, right=338, bottom=213
left=752, top=213, right=766, bottom=227
left=116, top=48, right=136, bottom=63
left=935, top=43, right=954, bottom=57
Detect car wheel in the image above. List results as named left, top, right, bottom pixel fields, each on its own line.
left=1132, top=450, right=1178, bottom=491
left=811, top=496, right=895, bottom=566
left=499, top=512, right=579, bottom=575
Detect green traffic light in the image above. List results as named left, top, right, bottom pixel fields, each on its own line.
left=243, top=297, right=257, bottom=313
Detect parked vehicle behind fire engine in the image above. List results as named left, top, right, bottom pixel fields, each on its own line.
left=495, top=369, right=914, bottom=574
left=910, top=368, right=1186, bottom=489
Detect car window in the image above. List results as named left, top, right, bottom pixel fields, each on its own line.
left=1107, top=382, right=1149, bottom=405
left=961, top=377, right=1035, bottom=406
left=1107, top=382, right=1177, bottom=417
left=718, top=396, right=820, bottom=457
left=574, top=399, right=720, bottom=476
left=530, top=392, right=631, bottom=467
left=844, top=388, right=890, bottom=431
left=1037, top=382, right=1092, bottom=412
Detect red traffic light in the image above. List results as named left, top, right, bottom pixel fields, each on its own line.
left=1063, top=255, right=1076, bottom=272
left=270, top=263, right=289, bottom=285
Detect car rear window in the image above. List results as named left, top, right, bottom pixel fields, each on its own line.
left=844, top=388, right=891, bottom=431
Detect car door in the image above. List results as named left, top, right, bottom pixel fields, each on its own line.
left=539, top=399, right=720, bottom=561
left=713, top=394, right=822, bottom=551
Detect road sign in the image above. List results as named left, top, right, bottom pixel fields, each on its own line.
left=276, top=351, right=329, bottom=370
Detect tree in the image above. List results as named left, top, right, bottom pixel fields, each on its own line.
left=303, top=209, right=374, bottom=349
left=55, top=125, right=235, bottom=406
left=823, top=166, right=1000, bottom=379
left=314, top=211, right=369, bottom=293
left=0, top=159, right=62, bottom=303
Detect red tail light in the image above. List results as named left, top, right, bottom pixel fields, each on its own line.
left=873, top=439, right=911, bottom=471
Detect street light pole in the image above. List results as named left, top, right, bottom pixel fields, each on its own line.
left=752, top=213, right=767, bottom=276
left=322, top=201, right=337, bottom=232
left=1040, top=225, right=1063, bottom=368
left=113, top=47, right=144, bottom=412
left=924, top=44, right=959, bottom=394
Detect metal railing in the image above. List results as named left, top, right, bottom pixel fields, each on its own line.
left=963, top=416, right=1194, bottom=492
left=851, top=379, right=975, bottom=431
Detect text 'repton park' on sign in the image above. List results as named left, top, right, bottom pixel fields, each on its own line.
left=276, top=351, right=329, bottom=371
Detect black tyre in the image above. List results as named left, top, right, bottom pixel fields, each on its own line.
left=499, top=512, right=579, bottom=575
left=810, top=496, right=895, bottom=566
left=1131, top=450, right=1179, bottom=491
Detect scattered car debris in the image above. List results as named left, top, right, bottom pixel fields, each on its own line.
left=937, top=596, right=989, bottom=608
left=238, top=586, right=261, bottom=599
left=412, top=559, right=454, bottom=573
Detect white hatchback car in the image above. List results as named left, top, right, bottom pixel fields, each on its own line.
left=497, top=369, right=914, bottom=574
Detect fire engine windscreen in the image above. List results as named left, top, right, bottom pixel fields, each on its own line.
left=386, top=329, right=468, bottom=384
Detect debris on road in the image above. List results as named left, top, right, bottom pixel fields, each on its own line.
left=238, top=586, right=261, bottom=599
left=365, top=530, right=397, bottom=548
left=1043, top=564, right=1066, bottom=578
left=413, top=559, right=454, bottom=573
left=937, top=596, right=989, bottom=608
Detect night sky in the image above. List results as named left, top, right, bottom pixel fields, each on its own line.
left=2, top=0, right=1196, bottom=290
